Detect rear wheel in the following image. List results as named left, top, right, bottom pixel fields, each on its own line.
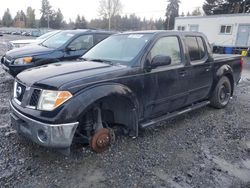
left=210, top=76, right=232, bottom=109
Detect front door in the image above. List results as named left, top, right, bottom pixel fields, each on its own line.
left=236, top=25, right=250, bottom=47
left=64, top=34, right=94, bottom=60
left=143, top=36, right=189, bottom=119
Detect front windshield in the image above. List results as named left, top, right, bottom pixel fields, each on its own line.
left=83, top=34, right=153, bottom=64
left=41, top=31, right=75, bottom=49
left=37, top=30, right=60, bottom=40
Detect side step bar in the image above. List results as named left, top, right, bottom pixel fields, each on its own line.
left=140, top=101, right=210, bottom=129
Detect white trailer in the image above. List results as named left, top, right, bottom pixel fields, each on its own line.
left=175, top=13, right=250, bottom=54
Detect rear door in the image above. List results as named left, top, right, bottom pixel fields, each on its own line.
left=143, top=35, right=189, bottom=118
left=184, top=36, right=213, bottom=105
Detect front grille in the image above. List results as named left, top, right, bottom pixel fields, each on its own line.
left=1, top=56, right=13, bottom=66
left=15, top=82, right=26, bottom=102
left=29, top=89, right=41, bottom=106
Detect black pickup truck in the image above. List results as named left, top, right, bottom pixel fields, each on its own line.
left=10, top=31, right=242, bottom=154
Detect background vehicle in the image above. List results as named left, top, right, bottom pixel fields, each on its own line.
left=9, top=30, right=61, bottom=49
left=1, top=29, right=115, bottom=76
left=10, top=31, right=242, bottom=154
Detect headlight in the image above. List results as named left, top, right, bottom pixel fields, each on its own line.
left=13, top=57, right=33, bottom=65
left=37, top=90, right=72, bottom=111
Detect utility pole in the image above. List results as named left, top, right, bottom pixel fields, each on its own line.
left=167, top=10, right=172, bottom=30
left=243, top=0, right=246, bottom=13
left=47, top=14, right=50, bottom=29
left=108, top=15, right=111, bottom=30
left=167, top=16, right=170, bottom=30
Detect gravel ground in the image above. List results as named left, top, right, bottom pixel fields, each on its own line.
left=0, top=35, right=250, bottom=187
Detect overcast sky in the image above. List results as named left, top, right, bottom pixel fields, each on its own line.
left=0, top=0, right=205, bottom=22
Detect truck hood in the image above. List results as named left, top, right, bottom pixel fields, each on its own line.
left=16, top=61, right=127, bottom=90
left=6, top=44, right=53, bottom=58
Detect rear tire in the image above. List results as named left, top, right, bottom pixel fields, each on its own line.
left=210, top=76, right=232, bottom=109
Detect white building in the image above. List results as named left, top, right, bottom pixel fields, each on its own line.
left=175, top=13, right=250, bottom=52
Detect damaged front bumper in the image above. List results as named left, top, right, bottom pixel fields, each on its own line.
left=10, top=101, right=78, bottom=148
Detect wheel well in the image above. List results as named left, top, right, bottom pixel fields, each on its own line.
left=224, top=73, right=234, bottom=95
left=75, top=95, right=138, bottom=140
left=97, top=95, right=137, bottom=134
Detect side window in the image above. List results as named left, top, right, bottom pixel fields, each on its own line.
left=95, top=34, right=109, bottom=44
left=189, top=25, right=199, bottom=32
left=185, top=36, right=206, bottom=62
left=68, top=35, right=94, bottom=50
left=177, top=26, right=185, bottom=31
left=196, top=37, right=206, bottom=59
left=150, top=36, right=181, bottom=65
left=220, top=25, right=232, bottom=34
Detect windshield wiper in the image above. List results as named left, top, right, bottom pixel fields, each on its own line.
left=40, top=43, right=48, bottom=48
left=88, top=58, right=113, bottom=65
left=78, top=57, right=87, bottom=61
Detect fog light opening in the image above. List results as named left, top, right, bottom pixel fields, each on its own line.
left=37, top=129, right=48, bottom=143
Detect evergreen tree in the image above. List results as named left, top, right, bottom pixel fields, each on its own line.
left=165, top=0, right=180, bottom=30
left=14, top=10, right=26, bottom=27
left=52, top=9, right=63, bottom=29
left=203, top=0, right=250, bottom=15
left=89, top=14, right=173, bottom=31
left=155, top=18, right=165, bottom=30
left=2, top=8, right=13, bottom=27
left=75, top=15, right=88, bottom=29
left=192, top=7, right=202, bottom=16
left=40, top=0, right=53, bottom=28
left=14, top=11, right=26, bottom=22
left=26, top=7, right=36, bottom=28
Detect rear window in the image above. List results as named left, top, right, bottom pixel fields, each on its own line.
left=197, top=37, right=206, bottom=59
left=185, top=36, right=206, bottom=62
left=95, top=34, right=109, bottom=44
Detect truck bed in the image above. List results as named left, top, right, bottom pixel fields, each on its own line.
left=213, top=54, right=241, bottom=63
left=213, top=53, right=242, bottom=85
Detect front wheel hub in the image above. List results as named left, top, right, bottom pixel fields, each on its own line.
left=90, top=128, right=114, bottom=153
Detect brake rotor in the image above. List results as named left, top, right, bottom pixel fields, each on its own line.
left=90, top=128, right=113, bottom=153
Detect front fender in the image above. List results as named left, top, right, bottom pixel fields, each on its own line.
left=56, top=83, right=140, bottom=136
left=74, top=83, right=139, bottom=115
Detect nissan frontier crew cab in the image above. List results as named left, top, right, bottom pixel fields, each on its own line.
left=10, top=31, right=242, bottom=154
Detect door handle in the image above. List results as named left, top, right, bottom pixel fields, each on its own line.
left=205, top=66, right=212, bottom=72
left=179, top=70, right=187, bottom=77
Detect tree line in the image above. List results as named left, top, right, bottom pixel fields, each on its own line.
left=0, top=0, right=249, bottom=30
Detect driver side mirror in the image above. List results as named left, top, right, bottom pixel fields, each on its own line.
left=151, top=55, right=171, bottom=69
left=66, top=46, right=77, bottom=52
